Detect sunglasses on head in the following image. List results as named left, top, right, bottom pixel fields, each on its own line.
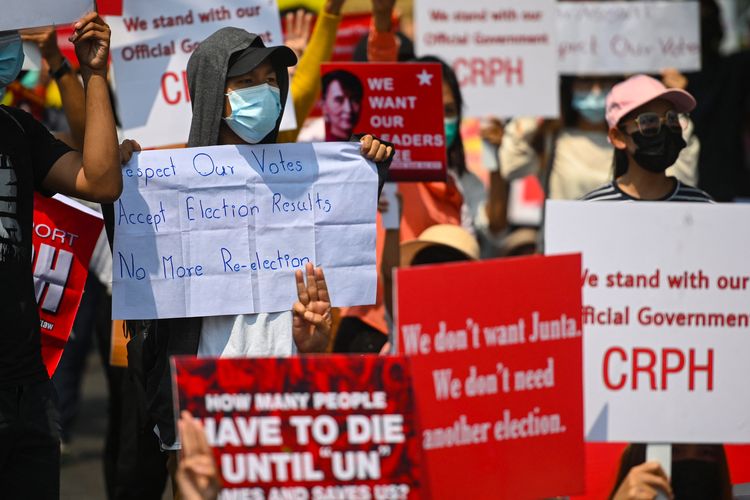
left=620, top=110, right=686, bottom=137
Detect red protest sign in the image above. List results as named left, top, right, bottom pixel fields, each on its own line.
left=172, top=355, right=422, bottom=499
left=33, top=194, right=103, bottom=375
left=321, top=62, right=447, bottom=182
left=395, top=254, right=585, bottom=499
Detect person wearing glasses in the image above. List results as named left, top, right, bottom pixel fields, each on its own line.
left=582, top=74, right=712, bottom=202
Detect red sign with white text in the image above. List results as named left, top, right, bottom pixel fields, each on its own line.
left=321, top=62, right=447, bottom=182
left=33, top=194, right=103, bottom=375
left=172, top=355, right=422, bottom=499
left=395, top=254, right=585, bottom=499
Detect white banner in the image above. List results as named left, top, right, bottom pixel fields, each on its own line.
left=545, top=201, right=750, bottom=443
left=414, top=0, right=558, bottom=118
left=112, top=142, right=378, bottom=320
left=108, top=0, right=296, bottom=149
left=0, top=0, right=92, bottom=31
left=557, top=1, right=701, bottom=75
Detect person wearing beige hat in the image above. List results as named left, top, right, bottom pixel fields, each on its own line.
left=582, top=74, right=712, bottom=202
left=381, top=224, right=479, bottom=317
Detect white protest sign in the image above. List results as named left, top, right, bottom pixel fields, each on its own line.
left=557, top=1, right=701, bottom=75
left=108, top=0, right=296, bottom=149
left=112, top=142, right=378, bottom=320
left=415, top=0, right=558, bottom=118
left=0, top=0, right=92, bottom=31
left=545, top=201, right=750, bottom=443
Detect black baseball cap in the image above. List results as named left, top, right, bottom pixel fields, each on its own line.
left=226, top=36, right=297, bottom=78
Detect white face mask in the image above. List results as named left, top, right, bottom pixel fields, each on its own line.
left=0, top=32, right=24, bottom=90
left=223, top=83, right=281, bottom=144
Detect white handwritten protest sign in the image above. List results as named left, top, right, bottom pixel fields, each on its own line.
left=545, top=201, right=750, bottom=443
left=108, top=0, right=296, bottom=149
left=415, top=0, right=558, bottom=118
left=557, top=1, right=701, bottom=75
left=112, top=142, right=378, bottom=320
left=0, top=0, right=93, bottom=31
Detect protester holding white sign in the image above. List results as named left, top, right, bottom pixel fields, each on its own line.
left=124, top=27, right=395, bottom=462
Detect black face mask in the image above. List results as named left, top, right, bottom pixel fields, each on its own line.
left=630, top=127, right=686, bottom=173
left=671, top=459, right=723, bottom=500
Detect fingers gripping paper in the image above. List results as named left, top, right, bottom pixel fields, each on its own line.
left=112, top=142, right=378, bottom=320
left=0, top=0, right=93, bottom=31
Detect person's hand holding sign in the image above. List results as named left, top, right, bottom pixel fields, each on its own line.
left=612, top=461, right=673, bottom=500
left=360, top=134, right=393, bottom=162
left=293, top=263, right=332, bottom=353
left=69, top=12, right=110, bottom=76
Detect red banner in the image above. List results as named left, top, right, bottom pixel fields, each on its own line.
left=172, top=355, right=422, bottom=499
left=395, top=254, right=585, bottom=499
left=321, top=62, right=447, bottom=182
left=33, top=194, right=103, bottom=375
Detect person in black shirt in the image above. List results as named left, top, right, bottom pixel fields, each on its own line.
left=582, top=74, right=712, bottom=203
left=0, top=12, right=123, bottom=499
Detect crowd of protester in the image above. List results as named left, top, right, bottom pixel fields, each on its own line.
left=1, top=0, right=749, bottom=498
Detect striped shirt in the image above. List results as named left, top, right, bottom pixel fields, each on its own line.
left=581, top=179, right=714, bottom=202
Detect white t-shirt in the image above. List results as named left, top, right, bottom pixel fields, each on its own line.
left=198, top=312, right=296, bottom=358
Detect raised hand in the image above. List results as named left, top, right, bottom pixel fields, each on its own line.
left=20, top=27, right=63, bottom=68
left=292, top=263, right=332, bottom=353
left=176, top=411, right=221, bottom=500
left=69, top=12, right=111, bottom=74
left=612, top=461, right=673, bottom=500
left=284, top=9, right=314, bottom=59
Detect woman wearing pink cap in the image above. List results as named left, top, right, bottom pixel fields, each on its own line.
left=582, top=74, right=712, bottom=202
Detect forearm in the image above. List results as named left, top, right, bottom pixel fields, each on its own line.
left=80, top=70, right=121, bottom=200
left=48, top=53, right=86, bottom=150
left=57, top=74, right=86, bottom=150
left=485, top=171, right=508, bottom=234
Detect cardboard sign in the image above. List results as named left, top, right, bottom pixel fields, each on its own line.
left=321, top=63, right=447, bottom=182
left=414, top=0, right=558, bottom=118
left=395, top=255, right=585, bottom=499
left=545, top=201, right=750, bottom=443
left=172, top=355, right=421, bottom=499
left=0, top=0, right=93, bottom=31
left=33, top=194, right=104, bottom=375
left=557, top=1, right=701, bottom=75
left=112, top=142, right=378, bottom=320
left=108, top=0, right=296, bottom=149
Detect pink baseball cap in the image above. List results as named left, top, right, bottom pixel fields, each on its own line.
left=605, top=74, right=696, bottom=130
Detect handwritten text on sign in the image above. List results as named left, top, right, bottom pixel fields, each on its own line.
left=557, top=1, right=701, bottom=75
left=415, top=0, right=558, bottom=118
left=545, top=201, right=750, bottom=443
left=108, top=0, right=295, bottom=148
left=112, top=142, right=378, bottom=320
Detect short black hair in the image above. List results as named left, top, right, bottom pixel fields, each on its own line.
left=322, top=70, right=363, bottom=100
left=411, top=245, right=470, bottom=266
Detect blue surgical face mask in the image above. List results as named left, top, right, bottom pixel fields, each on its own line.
left=571, top=89, right=607, bottom=125
left=0, top=33, right=24, bottom=90
left=444, top=117, right=459, bottom=149
left=224, top=83, right=281, bottom=144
